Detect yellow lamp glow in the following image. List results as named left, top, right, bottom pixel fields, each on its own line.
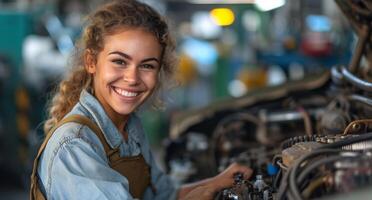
left=210, top=8, right=235, bottom=26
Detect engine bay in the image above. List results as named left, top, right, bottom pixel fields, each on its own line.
left=164, top=0, right=372, bottom=199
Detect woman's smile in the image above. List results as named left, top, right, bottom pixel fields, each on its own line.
left=112, top=86, right=139, bottom=97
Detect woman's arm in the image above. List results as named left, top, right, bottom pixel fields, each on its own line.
left=178, top=163, right=253, bottom=200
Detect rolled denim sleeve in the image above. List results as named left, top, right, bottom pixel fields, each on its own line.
left=46, top=136, right=134, bottom=200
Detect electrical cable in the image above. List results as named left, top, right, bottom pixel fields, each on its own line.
left=289, top=132, right=372, bottom=199
left=276, top=160, right=288, bottom=171
left=288, top=149, right=345, bottom=200
left=278, top=132, right=372, bottom=199
left=297, top=154, right=358, bottom=185
left=278, top=149, right=337, bottom=200
left=291, top=133, right=372, bottom=198
left=273, top=168, right=282, bottom=191
left=277, top=167, right=291, bottom=200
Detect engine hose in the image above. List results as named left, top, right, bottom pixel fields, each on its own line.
left=321, top=132, right=372, bottom=149
left=341, top=66, right=372, bottom=92
left=289, top=149, right=345, bottom=200
left=348, top=94, right=372, bottom=107
left=331, top=66, right=343, bottom=84
left=302, top=176, right=327, bottom=199
left=297, top=154, right=358, bottom=185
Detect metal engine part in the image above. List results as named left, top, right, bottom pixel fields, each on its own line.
left=216, top=173, right=273, bottom=200
left=281, top=142, right=323, bottom=168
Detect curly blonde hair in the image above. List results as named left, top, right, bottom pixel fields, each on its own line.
left=44, top=0, right=177, bottom=133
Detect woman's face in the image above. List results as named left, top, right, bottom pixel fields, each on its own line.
left=87, top=28, right=162, bottom=121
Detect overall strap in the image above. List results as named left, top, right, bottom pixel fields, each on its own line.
left=30, top=114, right=112, bottom=200
left=30, top=114, right=153, bottom=200
left=60, top=115, right=112, bottom=152
left=68, top=115, right=155, bottom=198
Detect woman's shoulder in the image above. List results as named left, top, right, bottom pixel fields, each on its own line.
left=43, top=101, right=107, bottom=154
left=41, top=118, right=107, bottom=164
left=37, top=118, right=109, bottom=198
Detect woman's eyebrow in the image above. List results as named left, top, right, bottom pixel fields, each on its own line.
left=108, top=51, right=160, bottom=64
left=108, top=51, right=132, bottom=60
left=142, top=58, right=160, bottom=64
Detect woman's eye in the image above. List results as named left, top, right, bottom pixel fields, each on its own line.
left=112, top=59, right=126, bottom=66
left=141, top=64, right=156, bottom=70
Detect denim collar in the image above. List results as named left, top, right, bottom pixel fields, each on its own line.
left=77, top=89, right=140, bottom=149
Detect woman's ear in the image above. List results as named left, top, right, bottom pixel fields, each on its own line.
left=84, top=49, right=96, bottom=74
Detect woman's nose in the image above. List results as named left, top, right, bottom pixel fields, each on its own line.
left=123, top=66, right=139, bottom=85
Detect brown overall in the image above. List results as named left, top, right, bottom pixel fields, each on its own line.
left=30, top=115, right=154, bottom=200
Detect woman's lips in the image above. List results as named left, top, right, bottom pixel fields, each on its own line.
left=112, top=86, right=140, bottom=98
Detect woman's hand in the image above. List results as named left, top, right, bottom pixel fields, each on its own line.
left=179, top=162, right=252, bottom=200
left=210, top=162, right=253, bottom=192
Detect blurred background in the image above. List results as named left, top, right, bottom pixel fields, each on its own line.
left=0, top=0, right=353, bottom=199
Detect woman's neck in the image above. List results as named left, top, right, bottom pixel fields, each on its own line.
left=112, top=114, right=129, bottom=141
left=93, top=91, right=130, bottom=141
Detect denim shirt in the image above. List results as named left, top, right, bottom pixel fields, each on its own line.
left=37, top=90, right=178, bottom=200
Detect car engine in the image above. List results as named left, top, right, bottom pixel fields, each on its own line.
left=164, top=0, right=372, bottom=199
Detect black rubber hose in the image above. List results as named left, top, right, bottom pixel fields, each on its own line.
left=279, top=133, right=372, bottom=199
left=289, top=133, right=372, bottom=198
left=319, top=132, right=372, bottom=149
left=273, top=168, right=282, bottom=191
left=297, top=154, right=358, bottom=185
left=277, top=167, right=291, bottom=200
left=289, top=149, right=344, bottom=200
left=289, top=132, right=372, bottom=199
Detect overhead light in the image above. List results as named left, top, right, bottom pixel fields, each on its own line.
left=210, top=8, right=235, bottom=26
left=191, top=11, right=222, bottom=38
left=187, top=0, right=285, bottom=11
left=255, top=0, right=286, bottom=11
left=189, top=0, right=255, bottom=4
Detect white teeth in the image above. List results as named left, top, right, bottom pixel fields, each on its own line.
left=114, top=87, right=138, bottom=97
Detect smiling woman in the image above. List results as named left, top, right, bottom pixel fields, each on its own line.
left=86, top=28, right=162, bottom=134
left=30, top=0, right=252, bottom=200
